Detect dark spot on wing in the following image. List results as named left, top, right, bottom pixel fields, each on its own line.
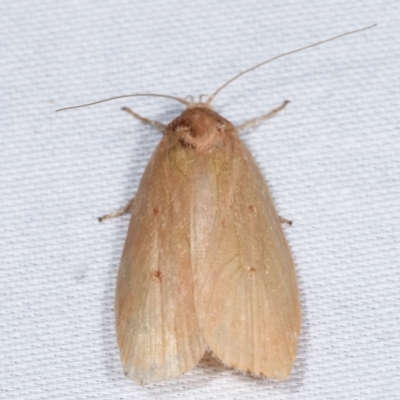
left=152, top=270, right=163, bottom=283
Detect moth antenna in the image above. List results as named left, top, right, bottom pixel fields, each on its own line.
left=56, top=93, right=190, bottom=112
left=206, top=23, right=376, bottom=105
left=199, top=94, right=208, bottom=103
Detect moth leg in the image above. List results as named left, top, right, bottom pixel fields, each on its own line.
left=98, top=196, right=135, bottom=222
left=122, top=106, right=166, bottom=132
left=279, top=216, right=292, bottom=225
left=236, top=100, right=289, bottom=131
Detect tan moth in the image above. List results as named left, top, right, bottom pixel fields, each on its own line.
left=58, top=24, right=375, bottom=385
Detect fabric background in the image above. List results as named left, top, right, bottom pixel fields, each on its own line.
left=1, top=1, right=399, bottom=399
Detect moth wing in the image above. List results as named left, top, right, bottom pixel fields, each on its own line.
left=115, top=138, right=207, bottom=385
left=191, top=139, right=301, bottom=379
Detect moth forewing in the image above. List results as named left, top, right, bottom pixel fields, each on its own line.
left=115, top=136, right=207, bottom=385
left=188, top=109, right=300, bottom=379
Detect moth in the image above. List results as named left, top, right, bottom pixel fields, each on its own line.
left=58, top=24, right=375, bottom=385
left=112, top=97, right=300, bottom=385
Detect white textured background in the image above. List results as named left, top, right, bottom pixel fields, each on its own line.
left=1, top=1, right=399, bottom=399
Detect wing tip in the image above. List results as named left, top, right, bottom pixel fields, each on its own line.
left=208, top=346, right=298, bottom=382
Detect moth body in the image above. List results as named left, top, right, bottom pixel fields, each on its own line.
left=115, top=102, right=300, bottom=384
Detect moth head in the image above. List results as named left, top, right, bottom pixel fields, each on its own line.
left=166, top=105, right=236, bottom=152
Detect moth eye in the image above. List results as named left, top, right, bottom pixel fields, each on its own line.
left=176, top=125, right=191, bottom=136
